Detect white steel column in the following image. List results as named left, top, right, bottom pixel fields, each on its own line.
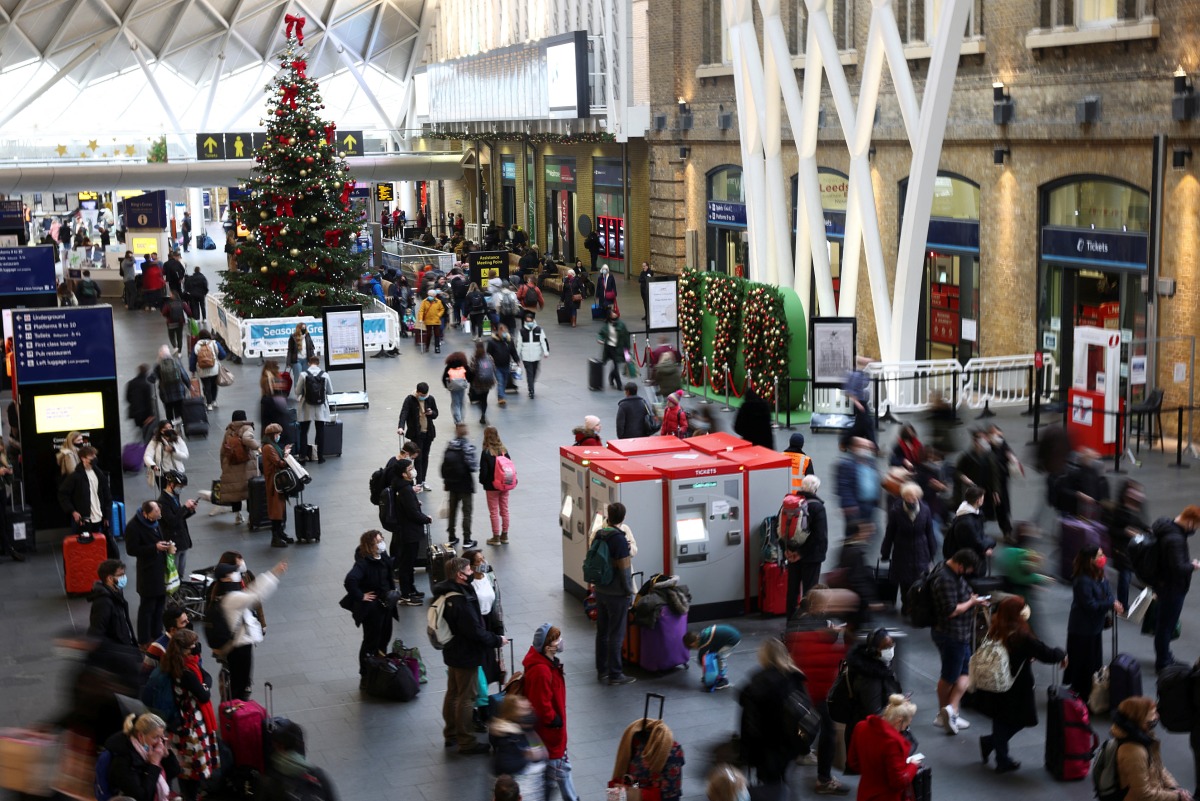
left=725, top=0, right=770, bottom=282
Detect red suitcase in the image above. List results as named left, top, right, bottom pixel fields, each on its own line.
left=219, top=698, right=267, bottom=773
left=760, top=561, right=788, bottom=615
left=1045, top=668, right=1098, bottom=781
left=63, top=534, right=107, bottom=595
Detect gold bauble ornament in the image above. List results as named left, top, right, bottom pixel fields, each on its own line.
left=288, top=137, right=296, bottom=145
left=260, top=266, right=268, bottom=273
left=289, top=248, right=300, bottom=257
left=309, top=216, right=318, bottom=224
left=299, top=169, right=307, bottom=177
left=338, top=151, right=346, bottom=157
left=279, top=227, right=289, bottom=236
left=259, top=211, right=269, bottom=219
left=270, top=260, right=279, bottom=267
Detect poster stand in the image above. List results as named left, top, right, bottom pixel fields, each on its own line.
left=322, top=304, right=369, bottom=409
left=810, top=316, right=858, bottom=431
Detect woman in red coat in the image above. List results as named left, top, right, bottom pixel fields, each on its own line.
left=847, top=695, right=922, bottom=801
left=523, top=623, right=580, bottom=801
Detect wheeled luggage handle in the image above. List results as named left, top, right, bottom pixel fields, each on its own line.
left=642, top=692, right=665, bottom=723
left=264, top=680, right=273, bottom=715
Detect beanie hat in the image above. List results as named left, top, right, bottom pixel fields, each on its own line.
left=782, top=494, right=802, bottom=511
left=584, top=415, right=601, bottom=431
left=788, top=432, right=806, bottom=451
left=532, top=623, right=562, bottom=652
left=231, top=410, right=247, bottom=422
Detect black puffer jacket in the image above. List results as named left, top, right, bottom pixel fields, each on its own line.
left=87, top=581, right=137, bottom=648
left=342, top=550, right=397, bottom=625
left=432, top=579, right=502, bottom=669
left=844, top=643, right=903, bottom=737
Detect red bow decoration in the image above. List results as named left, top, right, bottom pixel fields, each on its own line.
left=339, top=180, right=355, bottom=206
left=324, top=230, right=343, bottom=247
left=277, top=135, right=290, bottom=145
left=284, top=14, right=306, bottom=44
left=274, top=196, right=294, bottom=217
left=281, top=84, right=298, bottom=109
left=290, top=60, right=307, bottom=79
left=261, top=225, right=282, bottom=247
left=323, top=124, right=336, bottom=146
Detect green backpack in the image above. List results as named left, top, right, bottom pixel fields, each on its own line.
left=582, top=530, right=615, bottom=585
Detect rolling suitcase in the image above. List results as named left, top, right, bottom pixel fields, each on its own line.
left=621, top=572, right=645, bottom=667
left=759, top=561, right=788, bottom=615
left=246, top=476, right=270, bottom=531
left=638, top=607, right=691, bottom=671
left=295, top=503, right=321, bottom=543
left=910, top=766, right=932, bottom=801
left=63, top=533, right=107, bottom=595
left=322, top=419, right=343, bottom=457
left=556, top=304, right=571, bottom=325
left=874, top=560, right=898, bottom=608
left=219, top=696, right=268, bottom=773
left=110, top=501, right=126, bottom=540
left=181, top=396, right=209, bottom=439
left=414, top=524, right=431, bottom=568
left=427, top=542, right=456, bottom=593
left=1107, top=624, right=1142, bottom=710
left=1045, top=666, right=1098, bottom=781
left=1058, top=513, right=1108, bottom=579
left=9, top=480, right=34, bottom=554
left=588, top=358, right=603, bottom=391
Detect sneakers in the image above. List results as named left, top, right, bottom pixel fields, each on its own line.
left=487, top=536, right=502, bottom=546
left=795, top=753, right=819, bottom=767
left=712, top=677, right=732, bottom=691
left=608, top=674, right=637, bottom=686
left=942, top=704, right=966, bottom=735
left=208, top=508, right=223, bottom=517
left=235, top=512, right=244, bottom=524
left=400, top=594, right=423, bottom=606
left=933, top=709, right=948, bottom=730
left=814, top=780, right=850, bottom=796
left=497, top=399, right=506, bottom=407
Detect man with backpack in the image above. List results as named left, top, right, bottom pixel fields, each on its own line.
left=1141, top=505, right=1200, bottom=671
left=615, top=382, right=655, bottom=438
left=585, top=503, right=636, bottom=686
left=431, top=556, right=508, bottom=755
left=496, top=283, right=521, bottom=337
left=927, top=549, right=987, bottom=735
left=76, top=269, right=101, bottom=305
left=441, top=423, right=479, bottom=548
left=207, top=559, right=287, bottom=701
left=295, top=355, right=333, bottom=464
left=518, top=275, right=544, bottom=312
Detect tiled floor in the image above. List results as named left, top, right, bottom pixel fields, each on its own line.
left=3, top=234, right=1200, bottom=801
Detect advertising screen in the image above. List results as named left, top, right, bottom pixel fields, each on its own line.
left=34, top=391, right=104, bottom=433
left=546, top=41, right=578, bottom=113
left=131, top=236, right=158, bottom=255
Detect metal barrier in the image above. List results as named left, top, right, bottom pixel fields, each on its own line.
left=863, top=353, right=1060, bottom=415
left=381, top=240, right=455, bottom=277
left=865, top=359, right=961, bottom=414
left=962, top=354, right=1058, bottom=410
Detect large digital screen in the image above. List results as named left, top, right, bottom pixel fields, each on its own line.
left=131, top=236, right=157, bottom=255
left=546, top=42, right=579, bottom=113
left=34, top=391, right=104, bottom=433
left=676, top=515, right=708, bottom=544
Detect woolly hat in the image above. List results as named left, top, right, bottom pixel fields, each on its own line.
left=782, top=494, right=802, bottom=511
left=583, top=415, right=601, bottom=431
left=666, top=390, right=684, bottom=406
left=231, top=410, right=247, bottom=422
left=532, top=623, right=561, bottom=652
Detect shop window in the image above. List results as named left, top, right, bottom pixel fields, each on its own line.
left=708, top=167, right=744, bottom=204
left=1045, top=178, right=1149, bottom=233
left=1078, top=0, right=1119, bottom=26
left=785, top=0, right=854, bottom=54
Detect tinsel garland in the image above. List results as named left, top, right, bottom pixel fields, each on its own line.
left=743, top=284, right=791, bottom=403
left=678, top=269, right=704, bottom=373
left=705, top=272, right=743, bottom=392
left=424, top=129, right=617, bottom=144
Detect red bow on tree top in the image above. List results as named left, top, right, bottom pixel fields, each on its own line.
left=284, top=14, right=306, bottom=44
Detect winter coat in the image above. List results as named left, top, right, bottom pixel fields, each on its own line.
left=1152, top=517, right=1194, bottom=596
left=191, top=338, right=223, bottom=380
left=489, top=718, right=536, bottom=777
left=523, top=646, right=569, bottom=759
left=144, top=436, right=189, bottom=475
left=103, top=730, right=181, bottom=801
left=733, top=395, right=774, bottom=449
left=797, top=492, right=830, bottom=564
left=285, top=333, right=315, bottom=367
left=486, top=335, right=518, bottom=370
left=844, top=643, right=903, bottom=736
left=432, top=579, right=501, bottom=669
left=418, top=297, right=445, bottom=325
left=955, top=447, right=1001, bottom=519
left=598, top=319, right=631, bottom=352
left=972, top=632, right=1065, bottom=730
left=943, top=503, right=995, bottom=561
left=835, top=453, right=880, bottom=513
left=517, top=325, right=549, bottom=362
left=87, top=581, right=137, bottom=647
left=123, top=511, right=168, bottom=598
left=183, top=272, right=208, bottom=298
left=846, top=715, right=918, bottom=801
left=218, top=421, right=260, bottom=504
left=1111, top=713, right=1183, bottom=801
left=739, top=666, right=809, bottom=775
left=388, top=474, right=429, bottom=543
left=398, top=394, right=439, bottom=441
left=157, top=489, right=195, bottom=552
left=125, top=374, right=156, bottom=426
left=881, top=500, right=938, bottom=588
left=441, top=437, right=478, bottom=494
left=294, top=365, right=333, bottom=424
left=783, top=615, right=845, bottom=704
left=152, top=356, right=191, bottom=404
left=573, top=428, right=602, bottom=447
left=616, top=395, right=653, bottom=439
left=218, top=571, right=279, bottom=649
left=1068, top=574, right=1116, bottom=637
left=342, top=551, right=397, bottom=625
left=660, top=403, right=688, bottom=438
left=59, top=463, right=113, bottom=525
left=261, top=442, right=287, bottom=521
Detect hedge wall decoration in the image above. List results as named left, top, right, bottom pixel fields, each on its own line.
left=706, top=272, right=744, bottom=392
left=743, top=283, right=791, bottom=402
left=679, top=269, right=703, bottom=371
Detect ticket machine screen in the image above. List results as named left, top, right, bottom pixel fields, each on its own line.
left=676, top=509, right=708, bottom=544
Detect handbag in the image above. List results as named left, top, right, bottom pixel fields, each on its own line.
left=572, top=293, right=582, bottom=303
left=607, top=777, right=662, bottom=801
left=1089, top=666, right=1111, bottom=714
left=210, top=479, right=223, bottom=505
left=273, top=467, right=300, bottom=497
left=217, top=364, right=235, bottom=387
left=165, top=553, right=180, bottom=593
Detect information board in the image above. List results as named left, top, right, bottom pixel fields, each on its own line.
left=467, top=251, right=509, bottom=287
left=123, top=191, right=166, bottom=229
left=0, top=201, right=23, bottom=234
left=375, top=184, right=394, bottom=203
left=321, top=305, right=365, bottom=370
left=0, top=246, right=57, bottom=295
left=811, top=317, right=857, bottom=388
left=648, top=278, right=678, bottom=332
left=12, top=306, right=117, bottom=385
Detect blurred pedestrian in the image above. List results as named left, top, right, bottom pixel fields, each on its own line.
left=881, top=483, right=937, bottom=617
left=846, top=695, right=922, bottom=801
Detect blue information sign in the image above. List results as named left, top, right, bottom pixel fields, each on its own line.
left=0, top=246, right=57, bottom=295
left=124, top=190, right=167, bottom=229
left=0, top=200, right=22, bottom=234
left=1041, top=226, right=1148, bottom=270
left=228, top=186, right=251, bottom=202
left=927, top=218, right=980, bottom=254
left=824, top=210, right=846, bottom=240
left=12, top=307, right=117, bottom=385
left=593, top=161, right=624, bottom=187
left=707, top=201, right=747, bottom=228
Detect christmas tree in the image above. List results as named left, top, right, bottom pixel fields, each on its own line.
left=219, top=17, right=366, bottom=318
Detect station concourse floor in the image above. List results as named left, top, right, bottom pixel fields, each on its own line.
left=3, top=236, right=1200, bottom=801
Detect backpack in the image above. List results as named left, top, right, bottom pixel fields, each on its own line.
left=782, top=680, right=821, bottom=757
left=1156, top=662, right=1197, bottom=732
left=907, top=562, right=943, bottom=629
left=1128, top=520, right=1166, bottom=585
left=1092, top=738, right=1128, bottom=801
left=377, top=485, right=399, bottom=531
left=474, top=357, right=495, bottom=387
left=582, top=530, right=615, bottom=585
left=196, top=341, right=216, bottom=369
left=78, top=280, right=98, bottom=300
left=159, top=357, right=182, bottom=388
left=369, top=466, right=387, bottom=505
left=468, top=292, right=487, bottom=314
left=221, top=429, right=249, bottom=465
left=521, top=286, right=541, bottom=307
left=492, top=454, right=518, bottom=491
left=447, top=366, right=469, bottom=391
left=968, top=637, right=1020, bottom=693
left=427, top=591, right=462, bottom=650
left=441, top=443, right=472, bottom=485
left=203, top=596, right=238, bottom=656
left=303, top=371, right=326, bottom=406
left=140, top=666, right=180, bottom=726
left=500, top=292, right=518, bottom=317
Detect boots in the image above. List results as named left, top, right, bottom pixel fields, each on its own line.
left=500, top=532, right=509, bottom=544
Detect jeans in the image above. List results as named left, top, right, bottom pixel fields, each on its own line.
left=1155, top=588, right=1187, bottom=669
left=486, top=490, right=510, bottom=536
left=448, top=491, right=473, bottom=541
left=137, top=594, right=166, bottom=645
left=601, top=345, right=625, bottom=387
left=167, top=325, right=183, bottom=351
left=495, top=367, right=510, bottom=400
left=450, top=388, right=466, bottom=423
left=443, top=665, right=479, bottom=750
left=594, top=592, right=631, bottom=679
left=358, top=601, right=393, bottom=674
left=544, top=753, right=581, bottom=801
left=524, top=360, right=541, bottom=397
left=816, top=700, right=836, bottom=782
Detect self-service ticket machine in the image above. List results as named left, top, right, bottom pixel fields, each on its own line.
left=606, top=436, right=691, bottom=457
left=560, top=445, right=624, bottom=598
left=715, top=446, right=793, bottom=611
left=634, top=452, right=746, bottom=621
left=687, top=432, right=754, bottom=456
left=574, top=459, right=665, bottom=599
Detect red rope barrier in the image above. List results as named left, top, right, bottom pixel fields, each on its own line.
left=630, top=340, right=649, bottom=368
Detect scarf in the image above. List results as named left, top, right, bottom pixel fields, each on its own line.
left=187, top=655, right=218, bottom=734
left=416, top=397, right=428, bottom=434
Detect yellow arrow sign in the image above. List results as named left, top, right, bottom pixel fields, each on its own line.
left=203, top=137, right=218, bottom=153
left=342, top=134, right=357, bottom=148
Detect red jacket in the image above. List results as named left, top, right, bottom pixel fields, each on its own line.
left=660, top=404, right=687, bottom=438
left=522, top=646, right=568, bottom=759
left=142, top=264, right=165, bottom=292
left=783, top=624, right=845, bottom=704
left=847, top=715, right=918, bottom=801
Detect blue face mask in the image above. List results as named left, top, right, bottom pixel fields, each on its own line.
left=116, top=575, right=127, bottom=590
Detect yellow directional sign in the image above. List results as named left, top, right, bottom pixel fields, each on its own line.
left=196, top=133, right=225, bottom=160
left=224, top=133, right=252, bottom=159
left=339, top=130, right=364, bottom=157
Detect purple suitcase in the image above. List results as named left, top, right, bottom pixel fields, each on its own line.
left=1058, top=515, right=1109, bottom=579
left=637, top=608, right=691, bottom=672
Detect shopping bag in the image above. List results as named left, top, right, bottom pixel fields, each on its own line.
left=463, top=319, right=472, bottom=335
left=188, top=318, right=200, bottom=337
left=217, top=364, right=235, bottom=387
left=437, top=498, right=449, bottom=519
left=164, top=553, right=180, bottom=593
left=1127, top=587, right=1152, bottom=625
left=607, top=778, right=662, bottom=801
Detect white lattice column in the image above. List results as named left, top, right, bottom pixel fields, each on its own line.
left=725, top=0, right=769, bottom=282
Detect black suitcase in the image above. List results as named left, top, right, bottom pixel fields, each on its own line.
left=588, top=358, right=603, bottom=391
left=9, top=480, right=34, bottom=553
left=322, top=420, right=343, bottom=457
left=427, top=542, right=456, bottom=593
left=295, top=503, right=320, bottom=543
left=910, top=766, right=931, bottom=801
left=181, top=396, right=209, bottom=439
left=362, top=655, right=418, bottom=701
left=246, top=476, right=270, bottom=530
left=556, top=304, right=571, bottom=324
left=414, top=524, right=431, bottom=567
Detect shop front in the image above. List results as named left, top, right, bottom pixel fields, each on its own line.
left=706, top=165, right=747, bottom=275
left=500, top=157, right=517, bottom=228
left=544, top=157, right=576, bottom=263
left=593, top=159, right=626, bottom=274
left=1037, top=176, right=1149, bottom=399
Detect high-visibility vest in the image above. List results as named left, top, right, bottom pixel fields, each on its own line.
left=788, top=452, right=811, bottom=492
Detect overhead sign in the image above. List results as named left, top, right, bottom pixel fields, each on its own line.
left=467, top=250, right=509, bottom=287
left=124, top=190, right=166, bottom=229
left=707, top=201, right=747, bottom=228
left=0, top=246, right=57, bottom=295
left=375, top=184, right=394, bottom=203
left=12, top=306, right=117, bottom=385
left=196, top=133, right=225, bottom=160
left=0, top=201, right=22, bottom=234
left=225, top=132, right=253, bottom=159
left=1041, top=226, right=1148, bottom=270
left=338, top=131, right=364, bottom=157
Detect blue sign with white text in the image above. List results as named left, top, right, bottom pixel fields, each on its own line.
left=0, top=246, right=57, bottom=295
left=12, top=306, right=117, bottom=385
left=0, top=200, right=22, bottom=233
left=1041, top=226, right=1148, bottom=270
left=124, top=191, right=167, bottom=230
left=707, top=201, right=747, bottom=228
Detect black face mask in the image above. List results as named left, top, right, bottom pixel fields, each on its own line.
left=190, top=643, right=202, bottom=656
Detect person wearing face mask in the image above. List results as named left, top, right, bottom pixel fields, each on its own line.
left=388, top=457, right=432, bottom=605
left=518, top=312, right=550, bottom=399
left=487, top=324, right=520, bottom=407
left=466, top=548, right=504, bottom=723
left=209, top=559, right=287, bottom=701
left=596, top=307, right=630, bottom=391
left=954, top=429, right=1002, bottom=525
left=104, top=712, right=181, bottom=801
left=57, top=429, right=84, bottom=478
left=398, top=382, right=440, bottom=490
left=987, top=425, right=1021, bottom=539
left=835, top=437, right=882, bottom=531
left=260, top=423, right=293, bottom=548
left=882, top=483, right=937, bottom=618
left=943, top=486, right=995, bottom=566
left=1147, top=505, right=1200, bottom=672
left=1065, top=544, right=1122, bottom=701
left=157, top=470, right=196, bottom=580
left=489, top=694, right=548, bottom=800
left=596, top=264, right=617, bottom=314
left=974, top=595, right=1067, bottom=773
left=418, top=288, right=446, bottom=353
left=59, top=444, right=117, bottom=556
left=1108, top=479, right=1148, bottom=609
left=87, top=559, right=138, bottom=651
left=524, top=623, right=580, bottom=801
left=159, top=629, right=219, bottom=800
left=841, top=628, right=904, bottom=758
left=343, top=530, right=399, bottom=688
left=123, top=500, right=170, bottom=645
left=1110, top=697, right=1192, bottom=801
